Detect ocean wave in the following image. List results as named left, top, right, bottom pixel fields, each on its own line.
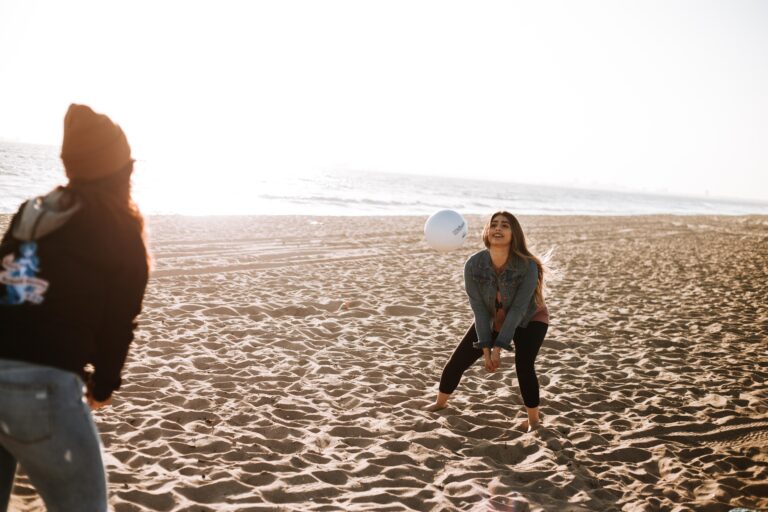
left=2, top=142, right=768, bottom=216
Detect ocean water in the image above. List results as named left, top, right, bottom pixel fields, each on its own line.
left=2, top=140, right=768, bottom=216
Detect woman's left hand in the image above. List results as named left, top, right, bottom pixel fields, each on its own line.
left=85, top=391, right=112, bottom=411
left=490, top=348, right=501, bottom=371
left=482, top=348, right=495, bottom=372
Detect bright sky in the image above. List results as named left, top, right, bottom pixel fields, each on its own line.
left=1, top=0, right=766, bottom=201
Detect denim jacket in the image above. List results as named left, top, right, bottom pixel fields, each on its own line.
left=464, top=250, right=539, bottom=351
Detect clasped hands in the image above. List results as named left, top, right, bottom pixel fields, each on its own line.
left=483, top=347, right=502, bottom=372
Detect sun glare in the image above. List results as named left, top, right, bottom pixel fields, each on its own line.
left=1, top=1, right=767, bottom=203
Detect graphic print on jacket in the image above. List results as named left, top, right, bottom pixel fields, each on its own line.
left=0, top=241, right=49, bottom=305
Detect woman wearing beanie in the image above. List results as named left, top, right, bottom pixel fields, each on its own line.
left=0, top=104, right=149, bottom=511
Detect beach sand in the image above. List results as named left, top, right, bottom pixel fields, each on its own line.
left=2, top=214, right=767, bottom=512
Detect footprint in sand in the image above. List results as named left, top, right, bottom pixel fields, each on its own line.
left=383, top=305, right=426, bottom=316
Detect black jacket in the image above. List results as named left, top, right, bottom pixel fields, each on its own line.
left=0, top=187, right=148, bottom=401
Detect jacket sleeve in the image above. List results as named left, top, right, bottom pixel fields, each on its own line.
left=464, top=257, right=493, bottom=349
left=495, top=259, right=538, bottom=350
left=90, top=241, right=149, bottom=402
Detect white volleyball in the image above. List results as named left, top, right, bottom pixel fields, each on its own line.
left=424, top=209, right=468, bottom=252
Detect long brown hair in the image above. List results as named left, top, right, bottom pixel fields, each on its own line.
left=67, top=161, right=150, bottom=268
left=482, top=211, right=545, bottom=306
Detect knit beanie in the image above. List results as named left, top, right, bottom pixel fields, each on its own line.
left=60, top=104, right=132, bottom=181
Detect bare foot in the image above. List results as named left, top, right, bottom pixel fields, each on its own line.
left=424, top=403, right=447, bottom=412
left=527, top=420, right=542, bottom=432
left=517, top=419, right=543, bottom=432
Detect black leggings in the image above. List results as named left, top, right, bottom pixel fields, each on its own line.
left=438, top=321, right=548, bottom=408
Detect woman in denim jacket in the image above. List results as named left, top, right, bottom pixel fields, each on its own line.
left=425, top=211, right=549, bottom=431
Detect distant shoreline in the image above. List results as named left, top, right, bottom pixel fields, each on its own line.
left=3, top=141, right=768, bottom=215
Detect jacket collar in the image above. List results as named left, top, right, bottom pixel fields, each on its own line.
left=13, top=187, right=81, bottom=241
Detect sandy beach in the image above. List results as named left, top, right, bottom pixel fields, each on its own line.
left=2, top=213, right=766, bottom=512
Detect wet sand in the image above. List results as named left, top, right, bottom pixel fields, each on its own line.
left=3, top=214, right=767, bottom=512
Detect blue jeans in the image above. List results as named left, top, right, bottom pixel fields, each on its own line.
left=0, top=359, right=107, bottom=512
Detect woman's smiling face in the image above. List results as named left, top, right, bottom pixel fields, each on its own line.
left=488, top=214, right=512, bottom=247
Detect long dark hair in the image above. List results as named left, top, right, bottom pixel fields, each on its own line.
left=481, top=211, right=545, bottom=306
left=67, top=161, right=150, bottom=268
